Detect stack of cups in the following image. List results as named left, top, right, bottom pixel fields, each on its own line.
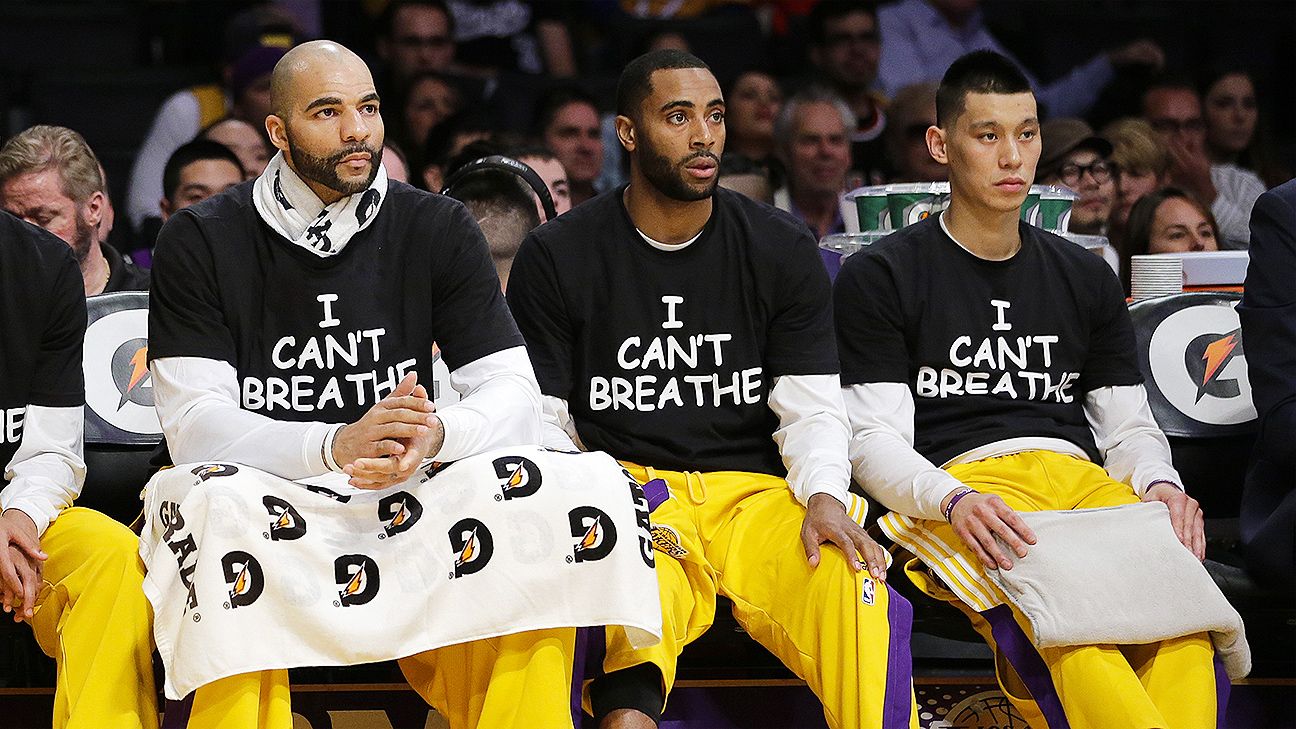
left=841, top=185, right=890, bottom=234
left=1130, top=255, right=1184, bottom=300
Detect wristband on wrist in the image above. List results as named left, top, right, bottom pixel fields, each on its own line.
left=943, top=487, right=977, bottom=523
left=322, top=425, right=344, bottom=473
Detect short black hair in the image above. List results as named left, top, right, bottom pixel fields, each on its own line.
left=807, top=0, right=878, bottom=46
left=532, top=84, right=600, bottom=137
left=381, top=0, right=454, bottom=39
left=507, top=144, right=559, bottom=163
left=162, top=139, right=243, bottom=202
left=935, top=50, right=1032, bottom=128
left=615, top=49, right=711, bottom=120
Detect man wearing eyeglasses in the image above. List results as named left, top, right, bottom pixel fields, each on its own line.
left=1037, top=118, right=1115, bottom=236
left=806, top=1, right=889, bottom=186
left=1142, top=80, right=1263, bottom=249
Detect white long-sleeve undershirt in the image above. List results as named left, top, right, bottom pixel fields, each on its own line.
left=542, top=373, right=853, bottom=509
left=845, top=382, right=1182, bottom=521
left=1, top=405, right=85, bottom=536
left=151, top=346, right=542, bottom=481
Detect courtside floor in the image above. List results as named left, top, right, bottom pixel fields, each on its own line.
left=2, top=677, right=1294, bottom=728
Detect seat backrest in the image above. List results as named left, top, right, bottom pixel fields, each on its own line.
left=1129, top=292, right=1256, bottom=517
left=1128, top=292, right=1257, bottom=438
left=80, top=292, right=159, bottom=525
left=83, top=291, right=162, bottom=445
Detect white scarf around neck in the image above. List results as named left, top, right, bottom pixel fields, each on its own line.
left=253, top=151, right=388, bottom=257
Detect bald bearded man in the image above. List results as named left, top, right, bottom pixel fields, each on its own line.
left=147, top=41, right=569, bottom=728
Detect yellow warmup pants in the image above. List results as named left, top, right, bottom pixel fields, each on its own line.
left=596, top=466, right=918, bottom=729
left=183, top=627, right=577, bottom=729
left=27, top=506, right=158, bottom=728
left=885, top=451, right=1225, bottom=729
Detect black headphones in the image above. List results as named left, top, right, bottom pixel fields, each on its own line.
left=441, top=154, right=557, bottom=223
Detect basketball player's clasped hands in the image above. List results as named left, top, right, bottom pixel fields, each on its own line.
left=332, top=372, right=445, bottom=490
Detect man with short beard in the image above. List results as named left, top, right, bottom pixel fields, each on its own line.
left=0, top=125, right=150, bottom=295
left=507, top=49, right=917, bottom=729
left=147, top=40, right=571, bottom=728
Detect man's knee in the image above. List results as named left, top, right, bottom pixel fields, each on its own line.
left=590, top=663, right=664, bottom=727
left=46, top=507, right=143, bottom=577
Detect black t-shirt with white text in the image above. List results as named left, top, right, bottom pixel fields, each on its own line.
left=834, top=215, right=1140, bottom=465
left=0, top=211, right=86, bottom=474
left=507, top=186, right=839, bottom=476
left=148, top=180, right=520, bottom=429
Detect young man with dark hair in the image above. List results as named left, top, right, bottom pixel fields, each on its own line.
left=805, top=0, right=888, bottom=184
left=442, top=155, right=543, bottom=290
left=533, top=86, right=604, bottom=207
left=508, top=49, right=916, bottom=729
left=376, top=0, right=456, bottom=87
left=837, top=50, right=1224, bottom=728
left=160, top=139, right=245, bottom=221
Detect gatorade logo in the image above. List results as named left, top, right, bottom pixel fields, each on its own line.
left=568, top=506, right=617, bottom=563
left=1187, top=330, right=1244, bottom=403
left=221, top=551, right=264, bottom=609
left=494, top=455, right=542, bottom=500
left=899, top=196, right=948, bottom=227
left=82, top=304, right=161, bottom=437
left=112, top=339, right=153, bottom=410
left=1148, top=305, right=1256, bottom=426
left=262, top=495, right=307, bottom=541
left=448, top=518, right=494, bottom=578
left=334, top=554, right=381, bottom=606
left=192, top=464, right=239, bottom=481
left=378, top=491, right=423, bottom=538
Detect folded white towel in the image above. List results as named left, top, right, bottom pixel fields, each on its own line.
left=985, top=501, right=1250, bottom=680
left=141, top=446, right=663, bottom=698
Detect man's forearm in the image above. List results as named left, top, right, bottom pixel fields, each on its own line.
left=152, top=357, right=338, bottom=480
left=1, top=405, right=85, bottom=536
left=770, top=374, right=852, bottom=508
left=432, top=347, right=544, bottom=461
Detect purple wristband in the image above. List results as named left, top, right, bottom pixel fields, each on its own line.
left=943, top=487, right=977, bottom=523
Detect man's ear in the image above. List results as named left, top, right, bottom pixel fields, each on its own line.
left=82, top=190, right=106, bottom=230
left=266, top=115, right=290, bottom=154
left=615, top=115, right=636, bottom=153
left=927, top=125, right=949, bottom=165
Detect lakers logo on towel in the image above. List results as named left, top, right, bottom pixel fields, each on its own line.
left=334, top=555, right=381, bottom=606
left=378, top=491, right=423, bottom=538
left=568, top=507, right=617, bottom=563
left=221, top=551, right=264, bottom=609
left=494, top=456, right=542, bottom=501
left=448, top=518, right=494, bottom=578
left=262, top=495, right=307, bottom=541
left=192, top=464, right=239, bottom=481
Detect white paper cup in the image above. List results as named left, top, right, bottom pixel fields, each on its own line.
left=1130, top=255, right=1185, bottom=300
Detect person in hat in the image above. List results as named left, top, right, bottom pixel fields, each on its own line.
left=1037, top=118, right=1115, bottom=235
left=126, top=7, right=299, bottom=233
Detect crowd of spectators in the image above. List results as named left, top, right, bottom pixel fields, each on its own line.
left=0, top=0, right=1291, bottom=287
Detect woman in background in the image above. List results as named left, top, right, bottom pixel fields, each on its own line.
left=1202, top=69, right=1288, bottom=188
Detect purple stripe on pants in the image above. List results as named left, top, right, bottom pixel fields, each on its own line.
left=574, top=625, right=608, bottom=726
left=161, top=695, right=194, bottom=729
left=883, top=589, right=915, bottom=729
left=981, top=605, right=1071, bottom=729
left=1214, top=655, right=1231, bottom=728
